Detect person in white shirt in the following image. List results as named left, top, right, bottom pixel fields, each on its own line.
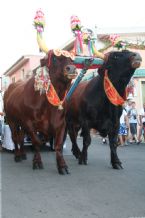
left=127, top=101, right=140, bottom=144
left=118, top=106, right=129, bottom=146
left=124, top=98, right=133, bottom=143
left=125, top=98, right=132, bottom=113
left=138, top=102, right=145, bottom=142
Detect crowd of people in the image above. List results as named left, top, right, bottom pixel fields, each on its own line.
left=102, top=98, right=145, bottom=147
left=119, top=98, right=145, bottom=146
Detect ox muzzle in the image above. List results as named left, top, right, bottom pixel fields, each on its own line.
left=131, top=52, right=142, bottom=69
left=65, top=65, right=78, bottom=79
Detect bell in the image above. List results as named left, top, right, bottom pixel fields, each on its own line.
left=58, top=104, right=63, bottom=110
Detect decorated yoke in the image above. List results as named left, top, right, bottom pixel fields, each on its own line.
left=33, top=10, right=134, bottom=108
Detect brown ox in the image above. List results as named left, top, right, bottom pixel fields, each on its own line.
left=4, top=49, right=77, bottom=174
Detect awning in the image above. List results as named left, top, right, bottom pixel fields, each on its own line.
left=134, top=68, right=145, bottom=77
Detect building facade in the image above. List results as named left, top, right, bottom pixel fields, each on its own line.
left=2, top=55, right=43, bottom=90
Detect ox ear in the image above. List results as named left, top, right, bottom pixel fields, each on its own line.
left=97, top=52, right=110, bottom=77
left=40, top=54, right=48, bottom=67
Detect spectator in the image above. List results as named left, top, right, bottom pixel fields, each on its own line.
left=127, top=100, right=140, bottom=144
left=125, top=97, right=133, bottom=113
left=138, top=102, right=145, bottom=143
left=118, top=104, right=129, bottom=146
left=125, top=97, right=133, bottom=142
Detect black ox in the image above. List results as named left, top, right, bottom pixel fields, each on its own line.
left=66, top=50, right=142, bottom=169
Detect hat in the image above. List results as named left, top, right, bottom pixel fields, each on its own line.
left=127, top=97, right=133, bottom=101
left=127, top=97, right=136, bottom=103
left=127, top=96, right=134, bottom=101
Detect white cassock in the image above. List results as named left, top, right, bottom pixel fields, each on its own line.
left=2, top=125, right=15, bottom=150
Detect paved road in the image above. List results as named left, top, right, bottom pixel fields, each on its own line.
left=1, top=136, right=145, bottom=218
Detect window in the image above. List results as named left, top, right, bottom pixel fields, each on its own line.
left=12, top=77, right=15, bottom=83
left=21, top=69, right=25, bottom=79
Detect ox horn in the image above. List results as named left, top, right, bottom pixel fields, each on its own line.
left=37, top=32, right=49, bottom=53
left=34, top=9, right=49, bottom=54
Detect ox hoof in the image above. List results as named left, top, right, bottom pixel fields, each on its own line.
left=83, top=160, right=88, bottom=165
left=14, top=156, right=22, bottom=162
left=71, top=149, right=81, bottom=159
left=78, top=157, right=88, bottom=165
left=21, top=154, right=27, bottom=160
left=33, top=162, right=44, bottom=170
left=58, top=166, right=70, bottom=175
left=72, top=153, right=79, bottom=159
left=78, top=158, right=83, bottom=165
left=112, top=162, right=123, bottom=170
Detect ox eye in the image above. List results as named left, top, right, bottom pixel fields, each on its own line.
left=53, top=57, right=57, bottom=64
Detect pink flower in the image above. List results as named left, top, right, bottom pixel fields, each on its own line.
left=36, top=26, right=43, bottom=33
left=109, top=34, right=121, bottom=46
left=34, top=9, right=44, bottom=23
left=121, top=42, right=126, bottom=46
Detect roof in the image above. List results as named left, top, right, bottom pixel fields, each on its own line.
left=3, top=54, right=43, bottom=76
left=3, top=56, right=29, bottom=76
left=61, top=27, right=145, bottom=51
left=97, top=26, right=145, bottom=35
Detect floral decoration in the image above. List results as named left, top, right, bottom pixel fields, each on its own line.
left=109, top=34, right=128, bottom=50
left=34, top=9, right=45, bottom=33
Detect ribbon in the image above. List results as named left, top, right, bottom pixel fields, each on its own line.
left=104, top=70, right=125, bottom=106
left=46, top=84, right=67, bottom=110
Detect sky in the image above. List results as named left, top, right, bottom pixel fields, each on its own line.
left=0, top=0, right=145, bottom=75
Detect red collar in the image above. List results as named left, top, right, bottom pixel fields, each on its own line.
left=104, top=70, right=126, bottom=106
left=46, top=83, right=67, bottom=110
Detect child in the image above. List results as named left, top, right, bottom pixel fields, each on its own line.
left=118, top=106, right=129, bottom=146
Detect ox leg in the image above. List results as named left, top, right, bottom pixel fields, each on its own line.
left=8, top=122, right=21, bottom=162
left=14, top=142, right=21, bottom=162
left=79, top=127, right=91, bottom=165
left=49, top=137, right=55, bottom=151
left=19, top=129, right=27, bottom=160
left=55, top=128, right=69, bottom=175
left=32, top=147, right=44, bottom=169
left=108, top=133, right=123, bottom=169
left=25, top=124, right=43, bottom=169
left=67, top=124, right=81, bottom=159
left=32, top=135, right=44, bottom=170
